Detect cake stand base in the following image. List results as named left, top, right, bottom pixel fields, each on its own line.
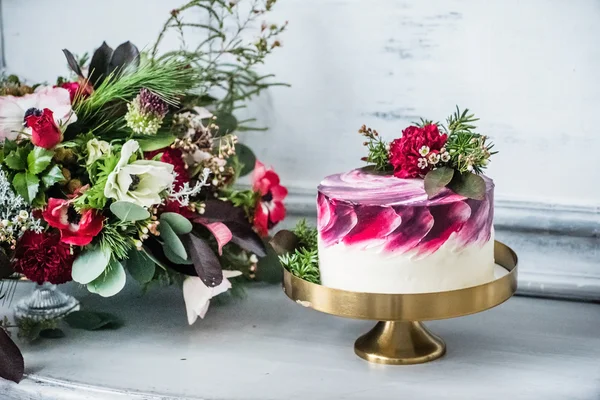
left=14, top=282, right=80, bottom=322
left=354, top=321, right=445, bottom=365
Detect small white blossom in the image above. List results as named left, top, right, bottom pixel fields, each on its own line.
left=441, top=152, right=451, bottom=162
left=418, top=158, right=428, bottom=169
left=86, top=138, right=111, bottom=166
left=467, top=164, right=474, bottom=172
left=249, top=254, right=259, bottom=264
left=428, top=153, right=440, bottom=165
left=418, top=146, right=430, bottom=157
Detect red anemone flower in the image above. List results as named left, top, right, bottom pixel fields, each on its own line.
left=42, top=198, right=104, bottom=246
left=251, top=160, right=287, bottom=237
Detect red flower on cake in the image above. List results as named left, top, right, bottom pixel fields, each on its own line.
left=12, top=231, right=75, bottom=285
left=25, top=108, right=63, bottom=149
left=146, top=147, right=189, bottom=190
left=389, top=124, right=448, bottom=178
left=42, top=198, right=104, bottom=246
left=251, top=160, right=287, bottom=237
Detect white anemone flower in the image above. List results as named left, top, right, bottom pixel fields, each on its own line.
left=183, top=270, right=242, bottom=324
left=104, top=139, right=174, bottom=207
left=0, top=86, right=77, bottom=141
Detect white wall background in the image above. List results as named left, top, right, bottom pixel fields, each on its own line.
left=3, top=0, right=600, bottom=209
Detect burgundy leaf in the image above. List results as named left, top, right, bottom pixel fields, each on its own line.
left=225, top=222, right=267, bottom=257
left=88, top=41, right=113, bottom=87
left=61, top=49, right=84, bottom=78
left=269, top=230, right=300, bottom=256
left=0, top=329, right=24, bottom=383
left=107, top=41, right=140, bottom=77
left=202, top=200, right=247, bottom=224
left=0, top=248, right=13, bottom=279
left=181, top=233, right=223, bottom=287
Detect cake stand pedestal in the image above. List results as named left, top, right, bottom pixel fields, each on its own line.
left=282, top=241, right=518, bottom=365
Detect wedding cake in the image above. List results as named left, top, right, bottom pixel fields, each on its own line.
left=316, top=109, right=497, bottom=294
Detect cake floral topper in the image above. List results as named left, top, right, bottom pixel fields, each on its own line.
left=359, top=107, right=496, bottom=200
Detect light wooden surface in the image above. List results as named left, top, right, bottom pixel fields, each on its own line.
left=0, top=281, right=599, bottom=399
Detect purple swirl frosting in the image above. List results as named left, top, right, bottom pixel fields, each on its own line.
left=317, top=168, right=494, bottom=256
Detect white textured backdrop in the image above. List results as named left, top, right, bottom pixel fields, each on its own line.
left=2, top=0, right=599, bottom=298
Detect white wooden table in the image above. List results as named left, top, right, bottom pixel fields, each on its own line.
left=0, top=282, right=599, bottom=400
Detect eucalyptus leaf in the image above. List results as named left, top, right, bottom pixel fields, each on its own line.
left=136, top=134, right=175, bottom=151
left=86, top=259, right=126, bottom=297
left=161, top=212, right=193, bottom=235
left=72, top=246, right=111, bottom=284
left=12, top=171, right=39, bottom=204
left=41, top=164, right=66, bottom=187
left=163, top=245, right=193, bottom=265
left=143, top=238, right=196, bottom=275
left=27, top=146, right=54, bottom=175
left=62, top=48, right=84, bottom=78
left=424, top=166, right=454, bottom=199
left=126, top=250, right=156, bottom=284
left=0, top=328, right=24, bottom=383
left=110, top=201, right=150, bottom=221
left=448, top=172, right=487, bottom=200
left=4, top=151, right=26, bottom=170
left=88, top=41, right=113, bottom=87
left=64, top=311, right=123, bottom=331
left=107, top=41, right=140, bottom=77
left=234, top=143, right=256, bottom=177
left=181, top=233, right=223, bottom=287
left=159, top=221, right=188, bottom=260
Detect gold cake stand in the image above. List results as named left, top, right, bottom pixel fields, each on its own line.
left=282, top=241, right=518, bottom=365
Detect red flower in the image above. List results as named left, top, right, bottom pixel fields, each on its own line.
left=42, top=198, right=103, bottom=246
left=25, top=108, right=62, bottom=149
left=251, top=160, right=287, bottom=237
left=146, top=148, right=189, bottom=190
left=12, top=231, right=75, bottom=285
left=389, top=124, right=448, bottom=178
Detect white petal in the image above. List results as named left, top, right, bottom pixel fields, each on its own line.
left=223, top=270, right=243, bottom=279
left=193, top=106, right=213, bottom=119
left=182, top=277, right=212, bottom=325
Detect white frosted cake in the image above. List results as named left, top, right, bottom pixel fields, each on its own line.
left=317, top=168, right=495, bottom=294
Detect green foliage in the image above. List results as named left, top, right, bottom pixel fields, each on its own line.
left=74, top=153, right=118, bottom=209
left=75, top=59, right=199, bottom=136
left=279, top=247, right=320, bottom=284
left=293, top=219, right=318, bottom=249
left=424, top=166, right=454, bottom=199
left=358, top=125, right=391, bottom=171
left=233, top=143, right=256, bottom=177
left=110, top=201, right=151, bottom=221
left=2, top=144, right=61, bottom=205
left=87, top=259, right=127, bottom=297
left=97, top=220, right=137, bottom=261
left=16, top=317, right=60, bottom=342
left=72, top=246, right=111, bottom=284
left=442, top=107, right=496, bottom=175
left=125, top=249, right=156, bottom=284
left=278, top=219, right=320, bottom=284
left=151, top=0, right=288, bottom=120
left=226, top=189, right=258, bottom=217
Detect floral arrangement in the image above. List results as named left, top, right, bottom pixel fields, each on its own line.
left=360, top=107, right=496, bottom=199
left=0, top=0, right=287, bottom=384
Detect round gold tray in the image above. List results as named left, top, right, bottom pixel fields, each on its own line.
left=282, top=241, right=518, bottom=365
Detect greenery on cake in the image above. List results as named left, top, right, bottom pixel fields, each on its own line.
left=270, top=220, right=320, bottom=284
left=359, top=107, right=496, bottom=200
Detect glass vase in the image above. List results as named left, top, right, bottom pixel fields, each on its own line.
left=13, top=282, right=80, bottom=322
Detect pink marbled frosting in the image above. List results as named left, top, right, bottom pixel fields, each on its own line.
left=317, top=168, right=494, bottom=256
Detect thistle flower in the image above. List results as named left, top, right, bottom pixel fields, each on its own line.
left=125, top=88, right=169, bottom=135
